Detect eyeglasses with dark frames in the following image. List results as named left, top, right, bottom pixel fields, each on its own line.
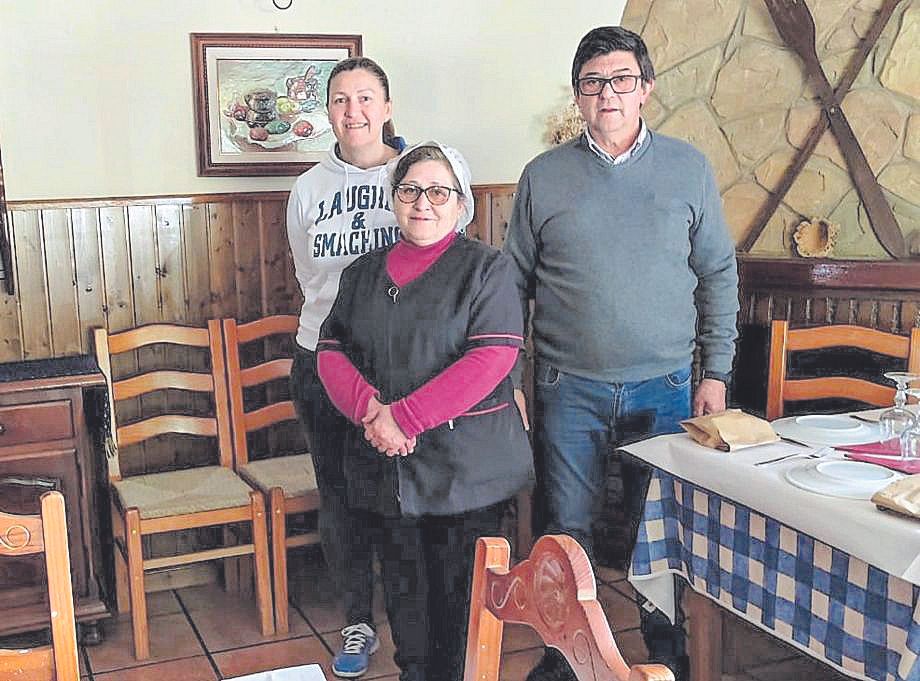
left=393, top=184, right=461, bottom=206
left=576, top=74, right=642, bottom=96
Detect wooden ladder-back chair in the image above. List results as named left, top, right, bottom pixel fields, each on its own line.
left=222, top=315, right=321, bottom=634
left=0, top=491, right=79, bottom=681
left=93, top=322, right=273, bottom=660
left=766, top=320, right=920, bottom=420
left=464, top=534, right=674, bottom=681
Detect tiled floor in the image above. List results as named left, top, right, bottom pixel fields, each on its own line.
left=68, top=550, right=850, bottom=681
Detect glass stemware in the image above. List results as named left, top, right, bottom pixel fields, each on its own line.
left=899, top=382, right=920, bottom=460
left=879, top=372, right=920, bottom=450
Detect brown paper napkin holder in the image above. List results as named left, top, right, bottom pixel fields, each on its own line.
left=681, top=409, right=779, bottom=452
left=872, top=475, right=920, bottom=520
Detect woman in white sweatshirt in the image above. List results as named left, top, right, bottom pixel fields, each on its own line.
left=286, top=56, right=404, bottom=679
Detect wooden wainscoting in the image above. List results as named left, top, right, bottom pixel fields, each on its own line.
left=1, top=185, right=517, bottom=365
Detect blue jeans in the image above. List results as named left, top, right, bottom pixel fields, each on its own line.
left=533, top=361, right=692, bottom=551
left=533, top=361, right=692, bottom=669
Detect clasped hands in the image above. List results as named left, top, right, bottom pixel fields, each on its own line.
left=362, top=396, right=416, bottom=457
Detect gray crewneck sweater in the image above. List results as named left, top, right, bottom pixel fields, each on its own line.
left=504, top=131, right=738, bottom=383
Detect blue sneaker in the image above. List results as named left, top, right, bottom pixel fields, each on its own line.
left=332, top=622, right=379, bottom=678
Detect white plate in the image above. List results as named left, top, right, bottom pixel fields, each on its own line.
left=784, top=460, right=899, bottom=499
left=772, top=415, right=881, bottom=446
left=814, top=460, right=896, bottom=483
left=794, top=415, right=861, bottom=432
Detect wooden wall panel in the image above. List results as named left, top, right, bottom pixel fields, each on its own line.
left=11, top=210, right=51, bottom=359
left=72, top=208, right=106, bottom=352
left=206, top=202, right=238, bottom=320
left=42, top=209, right=81, bottom=356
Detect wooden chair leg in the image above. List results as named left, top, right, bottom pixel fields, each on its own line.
left=269, top=487, right=290, bottom=634
left=111, top=500, right=130, bottom=614
left=250, top=491, right=275, bottom=637
left=124, top=508, right=150, bottom=660
left=686, top=588, right=722, bottom=681
left=223, top=525, right=240, bottom=594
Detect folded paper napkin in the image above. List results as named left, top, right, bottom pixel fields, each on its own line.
left=872, top=475, right=920, bottom=519
left=681, top=409, right=779, bottom=451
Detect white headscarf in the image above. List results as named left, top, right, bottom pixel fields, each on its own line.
left=383, top=140, right=475, bottom=232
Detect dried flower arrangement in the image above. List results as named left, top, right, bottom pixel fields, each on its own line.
left=544, top=101, right=585, bottom=146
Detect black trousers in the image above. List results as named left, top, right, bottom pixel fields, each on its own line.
left=366, top=502, right=508, bottom=681
left=290, top=345, right=374, bottom=625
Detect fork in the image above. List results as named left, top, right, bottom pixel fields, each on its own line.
left=763, top=0, right=904, bottom=257
left=755, top=446, right=833, bottom=467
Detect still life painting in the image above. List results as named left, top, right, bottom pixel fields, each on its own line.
left=192, top=33, right=361, bottom=176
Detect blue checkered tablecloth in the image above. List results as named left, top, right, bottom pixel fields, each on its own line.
left=630, top=469, right=920, bottom=681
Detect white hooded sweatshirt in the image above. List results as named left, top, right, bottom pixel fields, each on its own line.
left=287, top=147, right=400, bottom=350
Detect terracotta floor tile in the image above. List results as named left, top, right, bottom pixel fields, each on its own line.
left=722, top=615, right=798, bottom=671
left=176, top=583, right=252, bottom=612
left=93, top=654, right=217, bottom=681
left=615, top=627, right=649, bottom=668
left=609, top=578, right=640, bottom=602
left=745, top=655, right=850, bottom=681
left=595, top=564, right=628, bottom=584
left=599, top=583, right=641, bottom=632
left=180, top=588, right=313, bottom=652
left=145, top=589, right=184, bottom=617
left=86, top=612, right=204, bottom=674
left=497, top=647, right=545, bottom=681
left=213, top=635, right=332, bottom=679
left=500, top=623, right=544, bottom=654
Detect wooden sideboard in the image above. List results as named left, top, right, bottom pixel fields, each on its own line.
left=0, top=356, right=110, bottom=643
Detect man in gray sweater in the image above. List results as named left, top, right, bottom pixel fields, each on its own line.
left=504, top=26, right=739, bottom=681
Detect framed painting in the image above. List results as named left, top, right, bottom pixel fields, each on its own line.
left=191, top=33, right=361, bottom=177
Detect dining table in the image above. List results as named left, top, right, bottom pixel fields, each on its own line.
left=622, top=414, right=920, bottom=681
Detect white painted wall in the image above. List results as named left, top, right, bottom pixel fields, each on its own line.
left=0, top=1, right=625, bottom=200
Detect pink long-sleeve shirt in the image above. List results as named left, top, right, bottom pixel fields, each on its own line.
left=316, top=231, right=518, bottom=438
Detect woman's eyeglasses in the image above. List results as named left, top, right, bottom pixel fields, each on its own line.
left=393, top=184, right=461, bottom=206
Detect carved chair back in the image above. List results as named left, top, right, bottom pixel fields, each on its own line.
left=0, top=491, right=78, bottom=681
left=464, top=534, right=673, bottom=681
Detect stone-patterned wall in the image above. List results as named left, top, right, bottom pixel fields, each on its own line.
left=621, top=0, right=919, bottom=259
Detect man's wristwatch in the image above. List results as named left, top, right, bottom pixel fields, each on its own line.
left=701, top=369, right=731, bottom=384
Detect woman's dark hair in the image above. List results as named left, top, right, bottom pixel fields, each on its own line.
left=326, top=56, right=396, bottom=144
left=571, top=26, right=655, bottom=90
left=391, top=145, right=459, bottom=190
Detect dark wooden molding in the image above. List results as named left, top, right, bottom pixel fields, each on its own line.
left=6, top=184, right=518, bottom=211
left=739, top=255, right=920, bottom=294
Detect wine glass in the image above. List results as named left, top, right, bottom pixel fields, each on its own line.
left=899, top=381, right=920, bottom=460
left=879, top=372, right=920, bottom=450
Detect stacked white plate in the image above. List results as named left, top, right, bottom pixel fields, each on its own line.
left=785, top=459, right=901, bottom=499
left=772, top=414, right=881, bottom=446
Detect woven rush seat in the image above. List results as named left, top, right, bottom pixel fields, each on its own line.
left=113, top=466, right=254, bottom=519
left=239, top=453, right=317, bottom=499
